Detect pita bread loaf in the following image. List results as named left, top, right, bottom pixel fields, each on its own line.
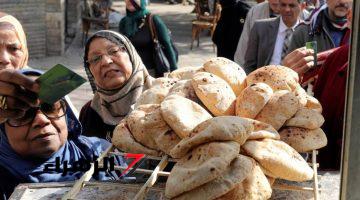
left=279, top=127, right=327, bottom=153
left=165, top=141, right=240, bottom=198
left=246, top=118, right=280, bottom=140
left=255, top=90, right=300, bottom=130
left=127, top=104, right=171, bottom=150
left=294, top=85, right=307, bottom=107
left=285, top=108, right=325, bottom=129
left=151, top=77, right=178, bottom=88
left=112, top=120, right=160, bottom=156
left=169, top=66, right=205, bottom=80
left=305, top=94, right=323, bottom=113
left=167, top=79, right=201, bottom=103
left=246, top=65, right=299, bottom=92
left=218, top=162, right=272, bottom=200
left=174, top=155, right=254, bottom=200
left=192, top=72, right=236, bottom=116
left=170, top=116, right=254, bottom=158
left=134, top=87, right=170, bottom=108
left=242, top=139, right=313, bottom=181
left=203, top=57, right=247, bottom=96
left=160, top=95, right=212, bottom=138
left=236, top=83, right=273, bottom=119
left=154, top=130, right=181, bottom=155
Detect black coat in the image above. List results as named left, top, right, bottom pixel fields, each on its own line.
left=212, top=0, right=250, bottom=60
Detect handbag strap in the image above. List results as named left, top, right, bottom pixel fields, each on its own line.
left=147, top=14, right=159, bottom=43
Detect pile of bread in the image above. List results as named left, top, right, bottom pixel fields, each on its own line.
left=112, top=57, right=327, bottom=200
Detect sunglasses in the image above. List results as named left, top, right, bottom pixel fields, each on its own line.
left=6, top=100, right=67, bottom=127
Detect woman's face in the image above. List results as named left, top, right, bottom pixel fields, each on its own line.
left=5, top=100, right=68, bottom=158
left=87, top=37, right=133, bottom=90
left=125, top=0, right=137, bottom=12
left=0, top=27, right=25, bottom=70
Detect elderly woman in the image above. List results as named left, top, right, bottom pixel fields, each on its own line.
left=80, top=30, right=153, bottom=139
left=0, top=12, right=39, bottom=123
left=0, top=69, right=126, bottom=199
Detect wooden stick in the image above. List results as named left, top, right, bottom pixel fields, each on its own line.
left=273, top=183, right=316, bottom=192
left=133, top=155, right=169, bottom=200
left=312, top=150, right=320, bottom=200
left=61, top=145, right=114, bottom=200
left=114, top=166, right=170, bottom=177
left=109, top=151, right=178, bottom=162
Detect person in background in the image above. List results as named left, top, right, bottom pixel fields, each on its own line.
left=283, top=0, right=352, bottom=77
left=0, top=70, right=126, bottom=200
left=212, top=0, right=250, bottom=60
left=80, top=30, right=153, bottom=140
left=0, top=12, right=39, bottom=123
left=243, top=0, right=306, bottom=73
left=119, top=0, right=177, bottom=77
left=233, top=0, right=280, bottom=66
left=313, top=8, right=352, bottom=170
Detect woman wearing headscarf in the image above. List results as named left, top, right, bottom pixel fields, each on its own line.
left=118, top=0, right=178, bottom=77
left=0, top=12, right=39, bottom=124
left=0, top=69, right=126, bottom=200
left=79, top=30, right=153, bottom=139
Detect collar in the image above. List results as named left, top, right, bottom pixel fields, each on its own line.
left=279, top=16, right=300, bottom=33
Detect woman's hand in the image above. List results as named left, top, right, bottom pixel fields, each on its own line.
left=282, top=47, right=314, bottom=77
left=0, top=69, right=40, bottom=120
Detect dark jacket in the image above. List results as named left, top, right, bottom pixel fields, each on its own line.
left=119, top=14, right=178, bottom=77
left=287, top=9, right=349, bottom=54
left=212, top=0, right=250, bottom=60
left=79, top=101, right=116, bottom=140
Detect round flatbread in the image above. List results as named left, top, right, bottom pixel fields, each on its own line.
left=218, top=162, right=272, bottom=200
left=173, top=155, right=254, bottom=200
left=203, top=57, right=247, bottom=96
left=255, top=90, right=300, bottom=130
left=134, top=87, right=170, bottom=108
left=294, top=84, right=307, bottom=107
left=168, top=66, right=205, bottom=80
left=192, top=72, right=236, bottom=116
left=242, top=139, right=313, bottom=181
left=154, top=130, right=181, bottom=155
left=285, top=108, right=325, bottom=129
left=127, top=104, right=171, bottom=150
left=305, top=94, right=323, bottom=113
left=167, top=79, right=200, bottom=103
left=246, top=118, right=280, bottom=140
left=165, top=141, right=240, bottom=198
left=279, top=127, right=327, bottom=153
left=246, top=65, right=299, bottom=92
left=151, top=77, right=178, bottom=88
left=170, top=116, right=254, bottom=158
left=112, top=120, right=160, bottom=156
left=236, top=83, right=273, bottom=119
left=160, top=94, right=212, bottom=138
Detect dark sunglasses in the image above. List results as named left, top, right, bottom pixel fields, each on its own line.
left=6, top=100, right=67, bottom=127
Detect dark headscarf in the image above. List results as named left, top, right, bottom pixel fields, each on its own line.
left=84, top=30, right=153, bottom=125
left=0, top=69, right=122, bottom=184
left=119, top=0, right=149, bottom=37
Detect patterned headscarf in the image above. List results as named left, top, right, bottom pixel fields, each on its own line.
left=84, top=30, right=153, bottom=126
left=0, top=12, right=28, bottom=69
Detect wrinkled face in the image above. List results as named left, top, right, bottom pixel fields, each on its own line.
left=125, top=0, right=137, bottom=12
left=5, top=100, right=68, bottom=158
left=0, top=25, right=25, bottom=70
left=87, top=37, right=133, bottom=90
left=280, top=0, right=302, bottom=27
left=269, top=0, right=280, bottom=14
left=327, top=0, right=353, bottom=19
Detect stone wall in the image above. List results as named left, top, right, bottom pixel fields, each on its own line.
left=0, top=0, right=81, bottom=58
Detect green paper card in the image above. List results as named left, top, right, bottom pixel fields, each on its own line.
left=306, top=41, right=318, bottom=67
left=37, top=64, right=87, bottom=104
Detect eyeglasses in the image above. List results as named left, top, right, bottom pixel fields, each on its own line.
left=87, top=45, right=127, bottom=66
left=6, top=100, right=67, bottom=127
